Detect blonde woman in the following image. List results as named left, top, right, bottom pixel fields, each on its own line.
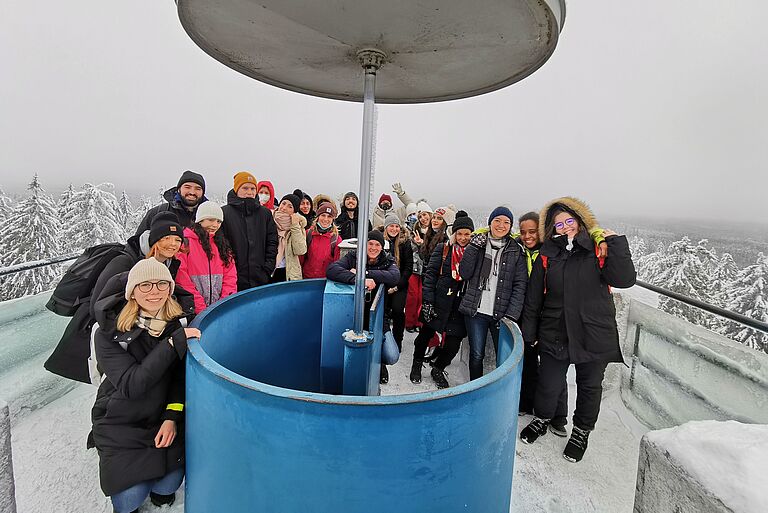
left=89, top=258, right=200, bottom=513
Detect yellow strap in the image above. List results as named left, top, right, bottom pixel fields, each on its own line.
left=166, top=403, right=184, bottom=412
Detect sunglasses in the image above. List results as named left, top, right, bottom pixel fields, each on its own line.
left=554, top=218, right=577, bottom=230
left=137, top=280, right=171, bottom=293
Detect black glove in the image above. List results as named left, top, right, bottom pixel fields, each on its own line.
left=421, top=302, right=437, bottom=324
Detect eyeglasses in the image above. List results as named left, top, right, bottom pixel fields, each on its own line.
left=554, top=218, right=577, bottom=230
left=137, top=281, right=171, bottom=293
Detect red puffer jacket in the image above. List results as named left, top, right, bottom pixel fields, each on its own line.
left=301, top=228, right=342, bottom=279
left=176, top=228, right=238, bottom=313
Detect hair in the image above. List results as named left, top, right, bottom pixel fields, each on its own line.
left=518, top=211, right=539, bottom=226
left=147, top=236, right=185, bottom=258
left=420, top=222, right=447, bottom=260
left=381, top=224, right=409, bottom=268
left=116, top=294, right=184, bottom=333
left=310, top=216, right=339, bottom=236
left=544, top=206, right=585, bottom=241
left=192, top=223, right=234, bottom=266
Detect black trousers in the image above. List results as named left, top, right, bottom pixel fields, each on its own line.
left=534, top=352, right=607, bottom=431
left=385, top=288, right=408, bottom=348
left=413, top=326, right=462, bottom=371
left=520, top=343, right=568, bottom=424
left=269, top=267, right=286, bottom=284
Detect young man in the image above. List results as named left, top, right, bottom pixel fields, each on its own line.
left=135, top=170, right=207, bottom=234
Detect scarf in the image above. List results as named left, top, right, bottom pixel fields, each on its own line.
left=451, top=244, right=466, bottom=281
left=274, top=211, right=292, bottom=268
left=135, top=310, right=168, bottom=338
left=480, top=237, right=506, bottom=290
left=316, top=223, right=332, bottom=234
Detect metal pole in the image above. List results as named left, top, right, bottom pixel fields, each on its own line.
left=353, top=49, right=386, bottom=334
left=0, top=400, right=17, bottom=513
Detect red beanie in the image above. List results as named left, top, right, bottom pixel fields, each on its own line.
left=379, top=194, right=392, bottom=205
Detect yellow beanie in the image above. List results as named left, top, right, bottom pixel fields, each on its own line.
left=233, top=171, right=258, bottom=193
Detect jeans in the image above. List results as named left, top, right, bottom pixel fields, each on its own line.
left=466, top=313, right=500, bottom=380
left=111, top=467, right=185, bottom=513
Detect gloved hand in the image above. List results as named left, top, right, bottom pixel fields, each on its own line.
left=392, top=183, right=404, bottom=195
left=421, top=302, right=437, bottom=323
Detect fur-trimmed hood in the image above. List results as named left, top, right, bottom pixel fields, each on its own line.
left=313, top=193, right=334, bottom=211
left=539, top=196, right=598, bottom=241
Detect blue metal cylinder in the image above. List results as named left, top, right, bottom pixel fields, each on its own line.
left=186, top=280, right=523, bottom=512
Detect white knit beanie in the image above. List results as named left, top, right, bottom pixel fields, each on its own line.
left=405, top=203, right=418, bottom=216
left=416, top=201, right=432, bottom=214
left=435, top=205, right=457, bottom=228
left=125, top=258, right=175, bottom=300
left=195, top=201, right=224, bottom=223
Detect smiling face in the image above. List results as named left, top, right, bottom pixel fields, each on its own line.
left=299, top=198, right=311, bottom=215
left=519, top=219, right=539, bottom=249
left=490, top=216, right=511, bottom=238
left=455, top=228, right=472, bottom=247
left=278, top=200, right=295, bottom=215
left=178, top=182, right=203, bottom=207
left=133, top=280, right=170, bottom=315
left=344, top=196, right=358, bottom=209
left=317, top=212, right=333, bottom=229
left=154, top=235, right=182, bottom=260
left=431, top=214, right=444, bottom=231
left=418, top=211, right=432, bottom=227
left=386, top=223, right=401, bottom=239
left=200, top=218, right=221, bottom=235
left=553, top=211, right=580, bottom=238
left=367, top=240, right=382, bottom=260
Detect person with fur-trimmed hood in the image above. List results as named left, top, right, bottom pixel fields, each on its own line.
left=459, top=206, right=528, bottom=381
left=519, top=197, right=635, bottom=463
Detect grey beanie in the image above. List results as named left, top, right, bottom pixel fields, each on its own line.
left=384, top=213, right=401, bottom=228
left=125, top=258, right=175, bottom=300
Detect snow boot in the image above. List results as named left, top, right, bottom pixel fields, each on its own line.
left=379, top=364, right=389, bottom=384
left=519, top=417, right=550, bottom=444
left=549, top=417, right=568, bottom=437
left=410, top=359, right=423, bottom=384
left=563, top=426, right=590, bottom=462
left=150, top=491, right=176, bottom=507
left=430, top=366, right=449, bottom=389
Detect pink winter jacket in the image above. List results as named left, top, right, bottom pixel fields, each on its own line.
left=176, top=228, right=238, bottom=314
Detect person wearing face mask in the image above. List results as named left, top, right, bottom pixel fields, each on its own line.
left=459, top=206, right=528, bottom=381
left=410, top=213, right=475, bottom=388
left=174, top=202, right=237, bottom=314
left=256, top=180, right=277, bottom=211
left=135, top=171, right=208, bottom=235
left=270, top=192, right=308, bottom=283
left=519, top=197, right=635, bottom=463
left=301, top=201, right=342, bottom=279
left=372, top=182, right=419, bottom=230
left=221, top=172, right=279, bottom=290
left=335, top=191, right=372, bottom=240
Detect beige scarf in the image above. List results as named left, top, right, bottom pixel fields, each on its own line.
left=274, top=211, right=293, bottom=268
left=136, top=310, right=168, bottom=337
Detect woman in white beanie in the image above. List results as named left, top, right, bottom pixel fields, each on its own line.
left=175, top=202, right=238, bottom=314
left=89, top=258, right=200, bottom=513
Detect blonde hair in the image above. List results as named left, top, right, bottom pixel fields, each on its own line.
left=310, top=217, right=339, bottom=237
left=146, top=236, right=186, bottom=259
left=116, top=295, right=184, bottom=332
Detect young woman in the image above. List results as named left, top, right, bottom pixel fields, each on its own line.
left=174, top=202, right=238, bottom=314
left=296, top=189, right=315, bottom=227
left=380, top=214, right=413, bottom=382
left=519, top=197, right=635, bottom=463
left=404, top=202, right=433, bottom=332
left=257, top=180, right=276, bottom=211
left=411, top=213, right=475, bottom=388
left=89, top=258, right=201, bottom=513
left=301, top=201, right=342, bottom=279
left=271, top=193, right=308, bottom=283
left=459, top=206, right=528, bottom=380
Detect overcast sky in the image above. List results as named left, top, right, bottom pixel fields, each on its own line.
left=1, top=1, right=766, bottom=224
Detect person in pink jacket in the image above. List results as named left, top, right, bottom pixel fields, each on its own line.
left=176, top=202, right=238, bottom=314
left=301, top=201, right=343, bottom=279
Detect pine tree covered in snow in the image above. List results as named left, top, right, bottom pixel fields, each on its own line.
left=56, top=184, right=77, bottom=252
left=0, top=186, right=13, bottom=220
left=0, top=176, right=62, bottom=300
left=62, top=182, right=126, bottom=251
left=723, top=253, right=768, bottom=353
left=629, top=236, right=647, bottom=260
left=133, top=196, right=155, bottom=234
left=116, top=190, right=136, bottom=234
left=710, top=253, right=739, bottom=306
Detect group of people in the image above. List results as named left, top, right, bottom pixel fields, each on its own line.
left=85, top=170, right=635, bottom=512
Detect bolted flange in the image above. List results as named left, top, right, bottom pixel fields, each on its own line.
left=356, top=48, right=387, bottom=71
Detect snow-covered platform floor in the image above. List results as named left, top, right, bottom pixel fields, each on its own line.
left=11, top=331, right=648, bottom=512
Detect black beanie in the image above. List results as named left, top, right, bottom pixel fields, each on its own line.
left=177, top=170, right=206, bottom=193
left=452, top=212, right=475, bottom=233
left=367, top=229, right=385, bottom=248
left=149, top=211, right=183, bottom=246
left=280, top=193, right=301, bottom=213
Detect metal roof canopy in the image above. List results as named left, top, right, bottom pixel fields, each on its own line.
left=176, top=0, right=566, bottom=104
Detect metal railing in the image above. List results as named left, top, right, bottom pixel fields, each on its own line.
left=0, top=254, right=78, bottom=278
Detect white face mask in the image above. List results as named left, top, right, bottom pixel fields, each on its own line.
left=258, top=193, right=271, bottom=204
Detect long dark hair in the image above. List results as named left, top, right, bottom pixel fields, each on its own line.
left=192, top=224, right=234, bottom=266
left=420, top=223, right=447, bottom=260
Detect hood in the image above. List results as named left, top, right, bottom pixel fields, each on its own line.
left=539, top=196, right=598, bottom=241
left=313, top=193, right=334, bottom=211
left=163, top=186, right=208, bottom=209
left=257, top=180, right=275, bottom=208
left=226, top=188, right=262, bottom=213
left=93, top=271, right=129, bottom=328
left=125, top=233, right=145, bottom=259
left=183, top=226, right=203, bottom=243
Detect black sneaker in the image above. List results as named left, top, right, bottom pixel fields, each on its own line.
left=379, top=364, right=389, bottom=384
left=549, top=417, right=568, bottom=437
left=563, top=426, right=590, bottom=462
left=410, top=360, right=422, bottom=384
left=150, top=492, right=176, bottom=507
left=430, top=367, right=449, bottom=389
left=519, top=417, right=550, bottom=444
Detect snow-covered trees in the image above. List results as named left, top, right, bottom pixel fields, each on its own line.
left=0, top=176, right=62, bottom=300
left=722, top=253, right=768, bottom=353
left=116, top=190, right=136, bottom=234
left=0, top=187, right=13, bottom=220
left=61, top=183, right=126, bottom=251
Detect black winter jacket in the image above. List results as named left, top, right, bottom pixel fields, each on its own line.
left=458, top=232, right=528, bottom=321
left=335, top=209, right=372, bottom=241
left=385, top=235, right=414, bottom=291
left=135, top=187, right=205, bottom=235
left=221, top=189, right=279, bottom=291
left=520, top=232, right=636, bottom=364
left=422, top=242, right=468, bottom=337
left=88, top=273, right=188, bottom=496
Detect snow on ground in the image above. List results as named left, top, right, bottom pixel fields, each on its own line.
left=10, top=331, right=646, bottom=513
left=646, top=421, right=768, bottom=513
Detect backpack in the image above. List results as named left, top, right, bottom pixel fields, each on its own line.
left=45, top=242, right=125, bottom=316
left=540, top=244, right=607, bottom=293
left=305, top=230, right=339, bottom=259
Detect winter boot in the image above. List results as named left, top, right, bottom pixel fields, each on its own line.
left=430, top=367, right=449, bottom=389
left=410, top=359, right=423, bottom=384
left=549, top=416, right=568, bottom=437
left=150, top=491, right=176, bottom=507
left=379, top=364, right=389, bottom=384
left=519, top=417, right=550, bottom=444
left=563, top=426, right=591, bottom=462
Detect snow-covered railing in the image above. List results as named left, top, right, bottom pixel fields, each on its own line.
left=0, top=254, right=78, bottom=278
